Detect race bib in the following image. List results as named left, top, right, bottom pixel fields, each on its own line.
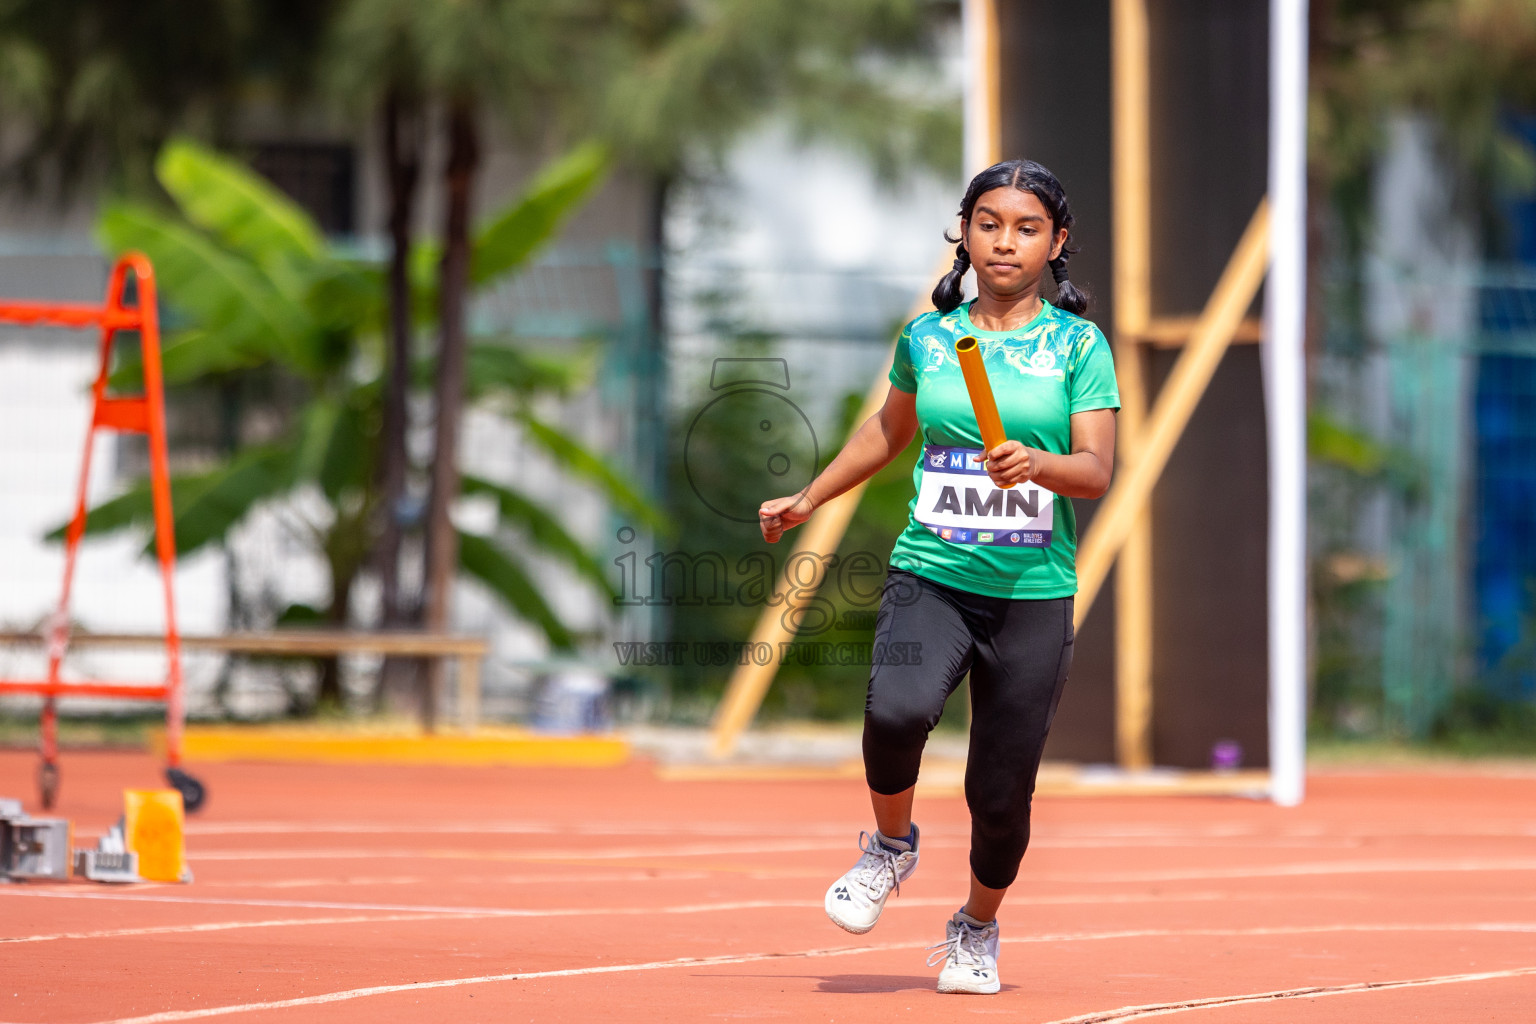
left=914, top=444, right=1054, bottom=547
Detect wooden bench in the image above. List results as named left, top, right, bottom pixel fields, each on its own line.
left=0, top=630, right=491, bottom=731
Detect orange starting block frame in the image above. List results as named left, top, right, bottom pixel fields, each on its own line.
left=0, top=253, right=201, bottom=811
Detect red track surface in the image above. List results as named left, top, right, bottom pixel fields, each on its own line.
left=3, top=751, right=1535, bottom=1023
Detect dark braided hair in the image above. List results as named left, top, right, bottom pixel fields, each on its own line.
left=930, top=159, right=1089, bottom=317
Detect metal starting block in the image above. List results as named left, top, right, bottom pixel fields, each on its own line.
left=74, top=848, right=142, bottom=883
left=0, top=801, right=72, bottom=881
left=74, top=820, right=143, bottom=883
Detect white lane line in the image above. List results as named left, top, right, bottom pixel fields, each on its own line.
left=0, top=890, right=964, bottom=920
left=170, top=883, right=1276, bottom=909
left=177, top=820, right=1536, bottom=840
left=0, top=913, right=488, bottom=945
left=180, top=837, right=908, bottom=861
left=189, top=870, right=714, bottom=890
left=1031, top=858, right=1536, bottom=884
left=170, top=826, right=1390, bottom=852
left=3, top=941, right=916, bottom=1024
left=3, top=887, right=1515, bottom=948
left=175, top=838, right=1388, bottom=854
left=1039, top=965, right=1536, bottom=1023
left=163, top=849, right=1536, bottom=882
left=183, top=821, right=856, bottom=838
left=9, top=922, right=1536, bottom=1023
left=0, top=888, right=1363, bottom=923
left=0, top=890, right=807, bottom=917
left=1005, top=922, right=1536, bottom=944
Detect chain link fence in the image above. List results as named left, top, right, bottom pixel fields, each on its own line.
left=1313, top=263, right=1536, bottom=740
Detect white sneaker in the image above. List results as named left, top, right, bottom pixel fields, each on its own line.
left=823, top=826, right=919, bottom=934
left=928, top=910, right=1000, bottom=994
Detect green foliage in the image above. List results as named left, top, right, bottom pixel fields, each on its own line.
left=1429, top=685, right=1536, bottom=755
left=47, top=443, right=294, bottom=557
left=0, top=0, right=334, bottom=192
left=457, top=533, right=574, bottom=649
left=69, top=138, right=656, bottom=651
left=99, top=201, right=318, bottom=375
left=460, top=474, right=618, bottom=603
left=156, top=138, right=325, bottom=269
left=652, top=336, right=915, bottom=721
left=471, top=142, right=610, bottom=285
left=1312, top=0, right=1536, bottom=253
left=1307, top=410, right=1422, bottom=494
left=771, top=383, right=924, bottom=720
left=516, top=411, right=670, bottom=535
left=598, top=0, right=959, bottom=181
left=464, top=341, right=593, bottom=399
left=404, top=138, right=613, bottom=308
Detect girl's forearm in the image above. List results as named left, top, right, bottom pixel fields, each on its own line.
left=1028, top=448, right=1112, bottom=499
left=803, top=413, right=911, bottom=510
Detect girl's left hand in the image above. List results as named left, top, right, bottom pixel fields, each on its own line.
left=983, top=439, right=1040, bottom=489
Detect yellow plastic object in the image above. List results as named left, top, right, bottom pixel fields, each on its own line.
left=124, top=789, right=187, bottom=883
left=954, top=335, right=1013, bottom=488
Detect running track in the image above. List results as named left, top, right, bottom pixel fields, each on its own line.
left=3, top=751, right=1535, bottom=1022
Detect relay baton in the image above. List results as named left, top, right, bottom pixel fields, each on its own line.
left=954, top=335, right=1014, bottom=489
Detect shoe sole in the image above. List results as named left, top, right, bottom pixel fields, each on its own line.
left=937, top=977, right=1000, bottom=995
left=824, top=905, right=878, bottom=935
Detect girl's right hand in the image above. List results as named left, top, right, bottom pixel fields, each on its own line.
left=758, top=492, right=816, bottom=543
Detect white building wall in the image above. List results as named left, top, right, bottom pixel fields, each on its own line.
left=0, top=319, right=226, bottom=708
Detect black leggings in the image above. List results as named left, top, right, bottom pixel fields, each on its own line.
left=863, top=567, right=1074, bottom=890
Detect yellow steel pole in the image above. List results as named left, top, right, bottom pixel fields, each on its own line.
left=1075, top=200, right=1271, bottom=629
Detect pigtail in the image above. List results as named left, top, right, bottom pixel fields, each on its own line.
left=931, top=241, right=970, bottom=314
left=1049, top=253, right=1090, bottom=316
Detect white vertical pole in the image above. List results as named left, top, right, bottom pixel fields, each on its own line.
left=1265, top=0, right=1309, bottom=806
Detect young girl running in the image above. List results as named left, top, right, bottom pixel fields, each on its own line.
left=758, top=159, right=1119, bottom=994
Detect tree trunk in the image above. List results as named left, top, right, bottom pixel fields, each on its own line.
left=643, top=173, right=671, bottom=503
left=421, top=97, right=479, bottom=731
left=376, top=89, right=425, bottom=715
left=639, top=173, right=672, bottom=652
left=314, top=562, right=355, bottom=711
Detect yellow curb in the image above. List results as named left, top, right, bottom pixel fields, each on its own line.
left=159, top=726, right=630, bottom=768
left=654, top=760, right=866, bottom=783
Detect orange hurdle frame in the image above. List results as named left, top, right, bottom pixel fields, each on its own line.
left=0, top=252, right=201, bottom=811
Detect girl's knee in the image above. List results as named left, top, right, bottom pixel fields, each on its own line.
left=864, top=700, right=934, bottom=749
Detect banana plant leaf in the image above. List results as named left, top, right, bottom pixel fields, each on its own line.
left=45, top=442, right=297, bottom=558
left=457, top=532, right=575, bottom=649
left=515, top=411, right=669, bottom=536
left=109, top=328, right=268, bottom=390
left=410, top=140, right=611, bottom=297
left=292, top=398, right=344, bottom=491
left=321, top=399, right=376, bottom=503
left=156, top=138, right=325, bottom=277
left=458, top=340, right=596, bottom=399
left=460, top=473, right=618, bottom=601
left=307, top=260, right=386, bottom=336
left=470, top=141, right=609, bottom=286
left=97, top=202, right=319, bottom=377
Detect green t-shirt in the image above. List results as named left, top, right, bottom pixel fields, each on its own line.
left=886, top=298, right=1120, bottom=599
